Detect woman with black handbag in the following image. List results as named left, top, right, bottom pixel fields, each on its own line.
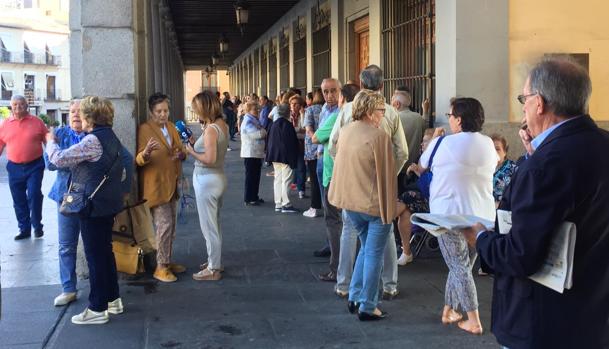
left=46, top=96, right=126, bottom=325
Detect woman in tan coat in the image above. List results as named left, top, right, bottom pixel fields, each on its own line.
left=136, top=93, right=186, bottom=282
left=329, top=90, right=396, bottom=321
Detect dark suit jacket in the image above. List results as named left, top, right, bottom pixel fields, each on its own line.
left=265, top=117, right=299, bottom=169
left=477, top=115, right=609, bottom=349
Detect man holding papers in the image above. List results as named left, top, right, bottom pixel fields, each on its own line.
left=463, top=58, right=609, bottom=349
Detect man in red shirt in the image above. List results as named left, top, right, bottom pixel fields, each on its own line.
left=0, top=95, right=48, bottom=240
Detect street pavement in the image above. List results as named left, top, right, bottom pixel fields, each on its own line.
left=0, top=126, right=500, bottom=348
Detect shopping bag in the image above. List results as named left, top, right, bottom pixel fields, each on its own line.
left=112, top=241, right=144, bottom=275
left=112, top=200, right=156, bottom=254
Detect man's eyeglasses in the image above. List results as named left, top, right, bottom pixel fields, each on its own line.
left=322, top=88, right=338, bottom=94
left=517, top=93, right=538, bottom=104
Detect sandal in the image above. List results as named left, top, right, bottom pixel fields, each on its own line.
left=441, top=309, right=463, bottom=324
left=457, top=321, right=483, bottom=335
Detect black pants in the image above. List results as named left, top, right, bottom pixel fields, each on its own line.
left=324, top=184, right=342, bottom=273
left=80, top=215, right=120, bottom=312
left=244, top=158, right=262, bottom=203
left=306, top=159, right=321, bottom=209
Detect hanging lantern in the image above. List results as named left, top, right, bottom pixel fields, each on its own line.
left=219, top=35, right=229, bottom=54
left=234, top=0, right=250, bottom=35
left=212, top=53, right=220, bottom=66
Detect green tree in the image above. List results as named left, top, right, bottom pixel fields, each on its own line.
left=0, top=107, right=9, bottom=120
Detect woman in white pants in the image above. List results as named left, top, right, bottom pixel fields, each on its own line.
left=185, top=91, right=229, bottom=281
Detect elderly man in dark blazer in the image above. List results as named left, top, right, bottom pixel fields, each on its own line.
left=463, top=58, right=609, bottom=348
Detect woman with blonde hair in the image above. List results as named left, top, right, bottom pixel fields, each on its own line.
left=329, top=90, right=396, bottom=321
left=136, top=93, right=186, bottom=283
left=46, top=96, right=126, bottom=325
left=185, top=91, right=229, bottom=281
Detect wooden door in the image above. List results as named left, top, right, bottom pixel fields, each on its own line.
left=354, top=16, right=369, bottom=85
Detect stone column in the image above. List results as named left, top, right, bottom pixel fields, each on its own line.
left=435, top=0, right=509, bottom=127
left=306, top=4, right=314, bottom=91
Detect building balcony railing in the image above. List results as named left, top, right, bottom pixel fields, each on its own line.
left=0, top=88, right=65, bottom=103
left=0, top=50, right=62, bottom=66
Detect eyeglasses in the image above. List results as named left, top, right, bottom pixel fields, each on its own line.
left=375, top=108, right=386, bottom=113
left=517, top=93, right=538, bottom=104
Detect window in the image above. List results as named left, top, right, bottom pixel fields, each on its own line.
left=253, top=49, right=260, bottom=95
left=279, top=29, right=290, bottom=93
left=260, top=47, right=268, bottom=97
left=1, top=72, right=14, bottom=100
left=293, top=17, right=307, bottom=94
left=46, top=75, right=56, bottom=100
left=24, top=42, right=33, bottom=64
left=268, top=40, right=278, bottom=100
left=24, top=74, right=35, bottom=104
left=382, top=0, right=435, bottom=126
left=1, top=39, right=10, bottom=63
left=311, top=2, right=331, bottom=89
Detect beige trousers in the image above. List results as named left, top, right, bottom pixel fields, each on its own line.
left=273, top=162, right=294, bottom=208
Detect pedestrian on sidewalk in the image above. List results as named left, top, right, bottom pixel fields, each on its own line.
left=302, top=88, right=324, bottom=218
left=0, top=95, right=48, bottom=240
left=240, top=100, right=266, bottom=206
left=289, top=95, right=307, bottom=199
left=265, top=104, right=300, bottom=213
left=46, top=96, right=127, bottom=325
left=45, top=100, right=86, bottom=306
left=186, top=91, right=229, bottom=281
left=136, top=93, right=187, bottom=283
left=329, top=89, right=397, bottom=321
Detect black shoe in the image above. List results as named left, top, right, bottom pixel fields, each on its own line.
left=34, top=229, right=44, bottom=238
left=313, top=246, right=331, bottom=258
left=281, top=205, right=299, bottom=213
left=348, top=301, right=359, bottom=314
left=358, top=310, right=388, bottom=321
left=14, top=231, right=31, bottom=240
left=245, top=201, right=260, bottom=206
left=255, top=198, right=265, bottom=204
left=318, top=271, right=337, bottom=282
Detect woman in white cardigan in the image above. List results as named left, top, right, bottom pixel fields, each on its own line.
left=240, top=101, right=267, bottom=205
left=421, top=97, right=497, bottom=335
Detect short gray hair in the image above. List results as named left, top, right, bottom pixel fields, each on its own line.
left=392, top=91, right=411, bottom=109
left=360, top=65, right=383, bottom=91
left=10, top=94, right=27, bottom=104
left=528, top=58, right=591, bottom=117
left=275, top=103, right=290, bottom=119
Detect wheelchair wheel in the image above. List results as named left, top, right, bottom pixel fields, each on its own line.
left=426, top=236, right=439, bottom=251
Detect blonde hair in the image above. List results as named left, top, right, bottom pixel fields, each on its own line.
left=192, top=90, right=223, bottom=123
left=80, top=96, right=114, bottom=126
left=245, top=100, right=260, bottom=114
left=351, top=90, right=385, bottom=121
left=289, top=95, right=305, bottom=107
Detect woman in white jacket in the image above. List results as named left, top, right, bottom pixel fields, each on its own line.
left=240, top=101, right=267, bottom=205
left=421, top=97, right=497, bottom=335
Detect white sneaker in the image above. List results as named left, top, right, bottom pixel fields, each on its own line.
left=397, top=253, right=414, bottom=266
left=302, top=208, right=319, bottom=218
left=71, top=308, right=109, bottom=325
left=107, top=297, right=124, bottom=314
left=54, top=292, right=77, bottom=306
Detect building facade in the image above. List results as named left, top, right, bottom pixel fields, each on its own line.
left=0, top=6, right=70, bottom=123
left=227, top=0, right=608, bottom=157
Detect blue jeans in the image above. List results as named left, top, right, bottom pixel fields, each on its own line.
left=80, top=215, right=120, bottom=312
left=345, top=210, right=391, bottom=313
left=7, top=157, right=44, bottom=232
left=57, top=204, right=81, bottom=293
left=336, top=211, right=398, bottom=293
left=293, top=155, right=306, bottom=192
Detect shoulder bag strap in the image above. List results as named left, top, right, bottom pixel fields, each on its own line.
left=88, top=151, right=121, bottom=200
left=427, top=135, right=445, bottom=169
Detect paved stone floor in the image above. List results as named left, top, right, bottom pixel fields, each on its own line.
left=0, top=126, right=501, bottom=348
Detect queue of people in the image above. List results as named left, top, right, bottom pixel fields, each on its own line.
left=2, top=56, right=608, bottom=349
